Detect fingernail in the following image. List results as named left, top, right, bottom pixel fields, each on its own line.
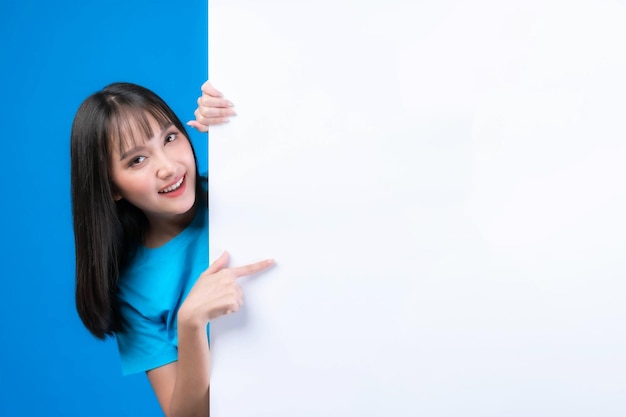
left=228, top=101, right=235, bottom=107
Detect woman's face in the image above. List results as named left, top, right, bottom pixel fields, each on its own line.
left=108, top=115, right=197, bottom=225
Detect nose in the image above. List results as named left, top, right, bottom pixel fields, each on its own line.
left=155, top=151, right=177, bottom=179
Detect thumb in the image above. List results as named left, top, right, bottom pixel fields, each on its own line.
left=186, top=120, right=208, bottom=133
left=207, top=251, right=230, bottom=274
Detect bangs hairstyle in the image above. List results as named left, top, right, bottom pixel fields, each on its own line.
left=70, top=82, right=204, bottom=339
left=107, top=93, right=175, bottom=161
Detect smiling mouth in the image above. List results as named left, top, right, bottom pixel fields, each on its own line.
left=159, top=176, right=185, bottom=194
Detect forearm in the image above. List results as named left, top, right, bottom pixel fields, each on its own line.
left=165, top=252, right=273, bottom=416
left=170, top=318, right=211, bottom=417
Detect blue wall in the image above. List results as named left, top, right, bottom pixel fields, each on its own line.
left=0, top=1, right=207, bottom=415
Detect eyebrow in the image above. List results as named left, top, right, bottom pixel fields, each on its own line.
left=119, top=123, right=174, bottom=161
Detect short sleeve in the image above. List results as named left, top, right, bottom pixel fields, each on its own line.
left=114, top=194, right=209, bottom=376
left=116, top=302, right=178, bottom=376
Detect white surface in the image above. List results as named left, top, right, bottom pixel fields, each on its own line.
left=208, top=1, right=626, bottom=415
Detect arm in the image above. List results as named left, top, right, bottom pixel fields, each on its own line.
left=147, top=252, right=275, bottom=417
left=147, top=324, right=210, bottom=417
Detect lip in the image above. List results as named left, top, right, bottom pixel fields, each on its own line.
left=158, top=174, right=187, bottom=197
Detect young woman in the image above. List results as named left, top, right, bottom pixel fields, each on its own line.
left=71, top=81, right=274, bottom=417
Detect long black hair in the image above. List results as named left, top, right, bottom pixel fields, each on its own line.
left=70, top=82, right=204, bottom=339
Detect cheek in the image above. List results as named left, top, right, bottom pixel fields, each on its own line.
left=182, top=142, right=197, bottom=166
left=109, top=169, right=142, bottom=201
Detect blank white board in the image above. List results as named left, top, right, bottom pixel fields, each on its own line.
left=208, top=1, right=626, bottom=415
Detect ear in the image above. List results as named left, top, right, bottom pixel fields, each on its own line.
left=110, top=182, right=123, bottom=201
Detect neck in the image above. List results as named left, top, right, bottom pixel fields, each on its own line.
left=143, top=204, right=197, bottom=248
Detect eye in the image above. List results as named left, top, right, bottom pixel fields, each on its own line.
left=129, top=156, right=146, bottom=167
left=165, top=132, right=178, bottom=144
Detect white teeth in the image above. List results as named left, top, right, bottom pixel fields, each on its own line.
left=159, top=177, right=184, bottom=193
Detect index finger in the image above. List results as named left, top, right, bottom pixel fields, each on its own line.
left=201, top=80, right=223, bottom=98
left=231, top=259, right=276, bottom=278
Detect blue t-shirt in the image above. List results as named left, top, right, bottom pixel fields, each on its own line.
left=115, top=191, right=209, bottom=375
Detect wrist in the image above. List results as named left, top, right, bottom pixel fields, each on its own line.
left=177, top=307, right=207, bottom=332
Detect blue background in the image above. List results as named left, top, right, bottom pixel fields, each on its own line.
left=0, top=1, right=207, bottom=415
